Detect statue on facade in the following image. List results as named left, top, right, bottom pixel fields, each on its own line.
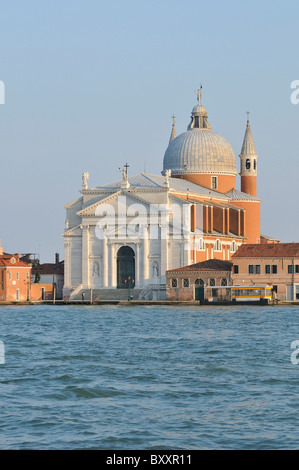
left=153, top=262, right=159, bottom=277
left=82, top=171, right=89, bottom=189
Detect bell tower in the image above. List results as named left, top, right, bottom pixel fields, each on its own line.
left=239, top=117, right=258, bottom=197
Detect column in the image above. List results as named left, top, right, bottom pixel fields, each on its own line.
left=238, top=210, right=241, bottom=236
left=142, top=226, right=149, bottom=282
left=81, top=225, right=90, bottom=288
left=64, top=238, right=72, bottom=288
left=103, top=236, right=108, bottom=288
left=160, top=224, right=168, bottom=275
left=135, top=243, right=140, bottom=287
left=210, top=206, right=214, bottom=233
left=110, top=243, right=116, bottom=288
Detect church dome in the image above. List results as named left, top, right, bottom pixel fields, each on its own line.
left=163, top=90, right=237, bottom=176
left=163, top=128, right=237, bottom=175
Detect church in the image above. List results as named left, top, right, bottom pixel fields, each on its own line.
left=63, top=89, right=268, bottom=300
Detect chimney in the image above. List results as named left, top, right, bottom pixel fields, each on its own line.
left=55, top=253, right=59, bottom=264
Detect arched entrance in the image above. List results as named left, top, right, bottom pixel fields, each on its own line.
left=117, top=246, right=135, bottom=289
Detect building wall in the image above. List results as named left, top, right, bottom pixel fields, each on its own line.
left=241, top=175, right=257, bottom=197
left=175, top=174, right=236, bottom=193
left=231, top=201, right=260, bottom=244
left=0, top=267, right=31, bottom=301
left=232, top=257, right=299, bottom=301
left=166, top=270, right=232, bottom=301
left=35, top=274, right=64, bottom=299
left=30, top=283, right=54, bottom=301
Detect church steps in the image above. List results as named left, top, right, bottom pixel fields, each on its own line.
left=71, top=288, right=143, bottom=301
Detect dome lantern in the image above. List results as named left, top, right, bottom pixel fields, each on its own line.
left=162, top=90, right=237, bottom=193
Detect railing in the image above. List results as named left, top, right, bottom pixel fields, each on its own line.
left=138, top=284, right=166, bottom=300
left=69, top=284, right=83, bottom=299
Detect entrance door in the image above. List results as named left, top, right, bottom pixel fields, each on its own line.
left=195, top=287, right=204, bottom=301
left=195, top=279, right=205, bottom=301
left=117, top=246, right=135, bottom=289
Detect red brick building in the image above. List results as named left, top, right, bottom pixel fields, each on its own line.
left=0, top=250, right=55, bottom=302
left=166, top=259, right=232, bottom=301
left=0, top=253, right=32, bottom=301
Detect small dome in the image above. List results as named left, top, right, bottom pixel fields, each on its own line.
left=163, top=128, right=237, bottom=175
left=192, top=104, right=207, bottom=115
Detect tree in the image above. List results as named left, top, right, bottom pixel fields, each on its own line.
left=34, top=268, right=41, bottom=284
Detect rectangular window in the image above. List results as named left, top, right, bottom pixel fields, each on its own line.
left=288, top=265, right=294, bottom=274
left=183, top=279, right=189, bottom=288
left=296, top=265, right=299, bottom=274
left=16, top=289, right=19, bottom=301
left=16, top=272, right=19, bottom=280
left=265, top=265, right=271, bottom=274
left=255, top=265, right=261, bottom=274
left=248, top=265, right=254, bottom=274
left=233, top=265, right=239, bottom=274
left=211, top=176, right=218, bottom=190
left=9, top=272, right=12, bottom=280
left=272, top=265, right=278, bottom=274
left=171, top=279, right=178, bottom=288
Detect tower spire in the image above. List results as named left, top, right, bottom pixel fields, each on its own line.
left=239, top=116, right=258, bottom=197
left=169, top=115, right=177, bottom=143
left=240, top=116, right=256, bottom=157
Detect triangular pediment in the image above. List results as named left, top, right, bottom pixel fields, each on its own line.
left=76, top=190, right=170, bottom=218
left=62, top=225, right=82, bottom=237
left=76, top=191, right=121, bottom=216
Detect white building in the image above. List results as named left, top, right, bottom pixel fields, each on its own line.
left=63, top=172, right=209, bottom=300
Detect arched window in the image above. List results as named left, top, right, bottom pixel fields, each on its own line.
left=254, top=159, right=257, bottom=170
left=197, top=238, right=205, bottom=251
left=246, top=159, right=251, bottom=170
left=230, top=241, right=237, bottom=253
left=221, top=278, right=228, bottom=286
left=214, top=239, right=222, bottom=252
left=195, top=278, right=204, bottom=286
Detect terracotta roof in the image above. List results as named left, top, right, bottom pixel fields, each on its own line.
left=32, top=263, right=64, bottom=275
left=0, top=254, right=31, bottom=268
left=167, top=259, right=232, bottom=273
left=232, top=243, right=299, bottom=259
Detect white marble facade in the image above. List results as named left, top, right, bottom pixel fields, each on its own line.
left=62, top=172, right=205, bottom=298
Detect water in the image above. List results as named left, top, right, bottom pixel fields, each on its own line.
left=0, top=304, right=298, bottom=450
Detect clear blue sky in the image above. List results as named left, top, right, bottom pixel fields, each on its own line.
left=0, top=0, right=298, bottom=262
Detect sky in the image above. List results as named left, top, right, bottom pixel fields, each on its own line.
left=0, top=0, right=299, bottom=262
